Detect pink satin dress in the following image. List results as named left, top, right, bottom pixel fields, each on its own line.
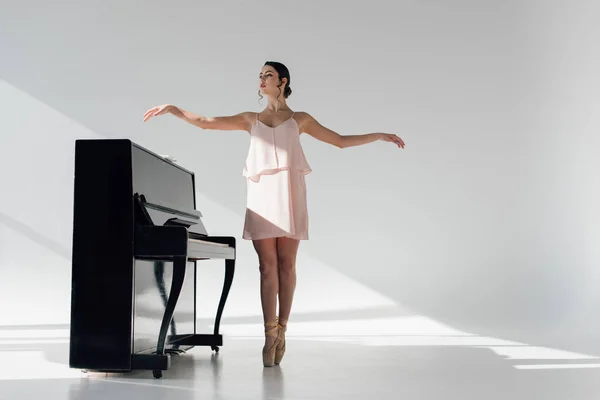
left=242, top=112, right=312, bottom=241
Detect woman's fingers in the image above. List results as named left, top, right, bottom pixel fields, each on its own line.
left=143, top=107, right=160, bottom=122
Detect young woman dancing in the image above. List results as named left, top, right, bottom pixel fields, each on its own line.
left=143, top=61, right=405, bottom=367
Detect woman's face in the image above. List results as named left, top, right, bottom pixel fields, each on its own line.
left=259, top=66, right=285, bottom=96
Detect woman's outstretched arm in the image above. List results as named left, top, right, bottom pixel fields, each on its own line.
left=301, top=112, right=405, bottom=149
left=144, top=104, right=253, bottom=132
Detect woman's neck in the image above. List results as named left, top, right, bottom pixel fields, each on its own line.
left=264, top=96, right=290, bottom=113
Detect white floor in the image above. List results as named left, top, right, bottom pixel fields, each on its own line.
left=2, top=316, right=600, bottom=400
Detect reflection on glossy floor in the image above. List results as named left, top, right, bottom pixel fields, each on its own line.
left=2, top=318, right=600, bottom=400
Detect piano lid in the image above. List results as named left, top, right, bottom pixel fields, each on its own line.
left=130, top=142, right=207, bottom=236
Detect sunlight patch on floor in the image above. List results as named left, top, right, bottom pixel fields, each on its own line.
left=515, top=364, right=600, bottom=370
left=220, top=315, right=475, bottom=337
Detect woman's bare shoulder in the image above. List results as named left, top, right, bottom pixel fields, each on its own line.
left=292, top=111, right=314, bottom=132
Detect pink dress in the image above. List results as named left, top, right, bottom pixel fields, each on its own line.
left=242, top=112, right=312, bottom=240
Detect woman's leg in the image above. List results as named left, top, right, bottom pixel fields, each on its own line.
left=273, top=236, right=300, bottom=364
left=252, top=238, right=279, bottom=351
left=276, top=236, right=300, bottom=323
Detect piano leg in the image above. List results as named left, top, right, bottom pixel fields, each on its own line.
left=153, top=261, right=184, bottom=355
left=132, top=256, right=187, bottom=379
left=212, top=258, right=235, bottom=352
left=171, top=236, right=236, bottom=352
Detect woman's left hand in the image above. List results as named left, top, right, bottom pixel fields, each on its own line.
left=379, top=133, right=405, bottom=149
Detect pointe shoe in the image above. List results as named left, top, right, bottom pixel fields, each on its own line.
left=263, top=320, right=280, bottom=367
left=274, top=317, right=287, bottom=365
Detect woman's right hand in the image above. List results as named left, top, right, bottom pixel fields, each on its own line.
left=143, top=104, right=173, bottom=122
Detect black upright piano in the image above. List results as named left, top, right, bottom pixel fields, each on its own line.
left=69, top=139, right=236, bottom=379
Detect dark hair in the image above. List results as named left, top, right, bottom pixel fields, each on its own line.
left=259, top=61, right=292, bottom=102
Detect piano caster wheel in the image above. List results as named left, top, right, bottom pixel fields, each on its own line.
left=211, top=346, right=219, bottom=353
left=81, top=369, right=88, bottom=374
left=153, top=370, right=162, bottom=379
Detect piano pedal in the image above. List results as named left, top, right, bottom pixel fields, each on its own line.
left=166, top=348, right=186, bottom=355
left=211, top=346, right=220, bottom=353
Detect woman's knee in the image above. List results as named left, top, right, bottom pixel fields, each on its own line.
left=259, top=258, right=278, bottom=281
left=276, top=237, right=300, bottom=275
left=253, top=239, right=278, bottom=281
left=277, top=255, right=296, bottom=275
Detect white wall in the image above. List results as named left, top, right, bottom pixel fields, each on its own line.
left=1, top=0, right=599, bottom=355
